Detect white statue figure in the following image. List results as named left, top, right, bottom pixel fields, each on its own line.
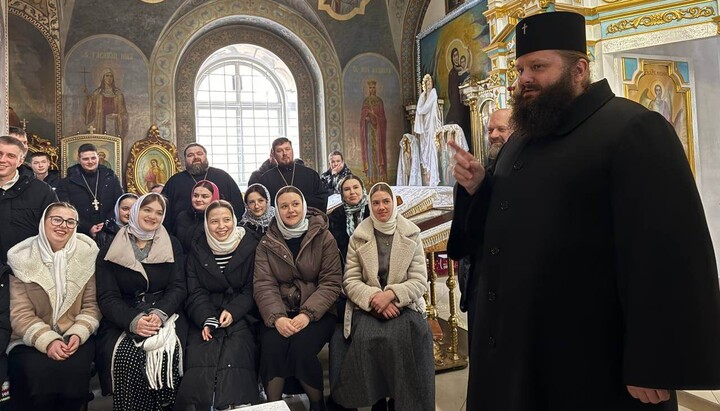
left=413, top=74, right=442, bottom=186
left=397, top=133, right=422, bottom=186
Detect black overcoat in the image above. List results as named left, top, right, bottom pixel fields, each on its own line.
left=94, top=235, right=187, bottom=395
left=0, top=175, right=56, bottom=264
left=448, top=80, right=720, bottom=411
left=175, top=229, right=260, bottom=409
left=162, top=167, right=245, bottom=230
left=56, top=164, right=123, bottom=236
left=328, top=204, right=369, bottom=265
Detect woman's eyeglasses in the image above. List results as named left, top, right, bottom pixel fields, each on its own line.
left=47, top=216, right=79, bottom=229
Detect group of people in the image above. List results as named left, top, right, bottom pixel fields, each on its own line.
left=6, top=9, right=720, bottom=411
left=0, top=131, right=435, bottom=411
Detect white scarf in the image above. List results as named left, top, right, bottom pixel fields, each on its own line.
left=369, top=182, right=398, bottom=235
left=127, top=193, right=166, bottom=241
left=134, top=313, right=183, bottom=390
left=37, top=205, right=78, bottom=325
left=274, top=187, right=309, bottom=240
left=204, top=202, right=245, bottom=255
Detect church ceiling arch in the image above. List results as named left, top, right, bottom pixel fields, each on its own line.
left=150, top=0, right=342, bottom=166
left=400, top=0, right=432, bottom=105
left=174, top=25, right=320, bottom=169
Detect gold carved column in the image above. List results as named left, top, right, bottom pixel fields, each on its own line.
left=460, top=80, right=497, bottom=165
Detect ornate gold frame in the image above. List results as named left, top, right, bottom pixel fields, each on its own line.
left=317, top=0, right=370, bottom=21
left=60, top=133, right=122, bottom=178
left=622, top=57, right=695, bottom=174
left=126, top=125, right=182, bottom=195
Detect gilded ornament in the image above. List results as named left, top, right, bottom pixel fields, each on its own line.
left=606, top=6, right=714, bottom=34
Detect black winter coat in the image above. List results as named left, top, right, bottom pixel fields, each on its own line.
left=0, top=269, right=11, bottom=384
left=173, top=209, right=204, bottom=254
left=94, top=235, right=187, bottom=395
left=449, top=80, right=720, bottom=411
left=258, top=163, right=328, bottom=212
left=41, top=170, right=61, bottom=188
left=56, top=164, right=123, bottom=236
left=94, top=218, right=121, bottom=250
left=0, top=174, right=57, bottom=264
left=328, top=204, right=369, bottom=265
left=162, top=167, right=245, bottom=231
left=175, top=230, right=260, bottom=409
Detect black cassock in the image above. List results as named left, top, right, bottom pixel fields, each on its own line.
left=449, top=80, right=720, bottom=411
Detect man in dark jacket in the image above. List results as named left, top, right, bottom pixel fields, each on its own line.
left=258, top=138, right=327, bottom=211
left=162, top=143, right=245, bottom=230
left=56, top=143, right=123, bottom=237
left=448, top=12, right=720, bottom=411
left=8, top=127, right=33, bottom=179
left=0, top=136, right=57, bottom=266
left=28, top=152, right=60, bottom=188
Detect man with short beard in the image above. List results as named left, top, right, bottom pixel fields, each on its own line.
left=486, top=108, right=513, bottom=163
left=448, top=11, right=720, bottom=411
left=162, top=143, right=245, bottom=230
left=258, top=137, right=327, bottom=211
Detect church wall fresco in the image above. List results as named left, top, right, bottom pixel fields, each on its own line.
left=63, top=35, right=150, bottom=166
left=342, top=53, right=403, bottom=186
left=8, top=14, right=56, bottom=141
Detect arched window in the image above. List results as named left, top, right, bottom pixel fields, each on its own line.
left=195, top=44, right=299, bottom=186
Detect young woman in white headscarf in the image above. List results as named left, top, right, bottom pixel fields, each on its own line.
left=6, top=202, right=101, bottom=410
left=95, top=193, right=138, bottom=249
left=239, top=183, right=275, bottom=239
left=94, top=192, right=187, bottom=410
left=175, top=200, right=260, bottom=409
left=330, top=182, right=434, bottom=411
left=253, top=186, right=342, bottom=411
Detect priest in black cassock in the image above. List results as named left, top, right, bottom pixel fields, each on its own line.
left=449, top=11, right=720, bottom=411
left=162, top=143, right=245, bottom=230
left=56, top=143, right=123, bottom=237
left=258, top=137, right=327, bottom=211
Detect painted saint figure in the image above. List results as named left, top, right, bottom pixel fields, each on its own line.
left=360, top=80, right=388, bottom=184
left=83, top=68, right=128, bottom=137
left=647, top=84, right=672, bottom=123
left=144, top=158, right=168, bottom=192
left=445, top=48, right=472, bottom=151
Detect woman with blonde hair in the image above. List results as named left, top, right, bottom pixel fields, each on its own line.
left=331, top=183, right=434, bottom=411
left=7, top=202, right=101, bottom=410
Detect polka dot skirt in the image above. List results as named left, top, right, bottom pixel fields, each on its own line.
left=113, top=335, right=180, bottom=411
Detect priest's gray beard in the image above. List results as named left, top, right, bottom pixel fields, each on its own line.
left=511, top=66, right=577, bottom=138
left=487, top=142, right=504, bottom=160
left=187, top=159, right=209, bottom=175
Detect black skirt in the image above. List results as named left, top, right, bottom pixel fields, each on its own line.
left=8, top=336, right=95, bottom=401
left=258, top=313, right=335, bottom=390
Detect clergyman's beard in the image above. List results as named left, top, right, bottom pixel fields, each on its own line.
left=487, top=142, right=504, bottom=161
left=511, top=67, right=577, bottom=138
left=187, top=159, right=209, bottom=175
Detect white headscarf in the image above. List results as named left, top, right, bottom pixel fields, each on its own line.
left=127, top=193, right=167, bottom=241
left=113, top=193, right=139, bottom=227
left=37, top=203, right=79, bottom=324
left=204, top=200, right=245, bottom=255
left=274, top=186, right=309, bottom=240
left=369, top=182, right=398, bottom=235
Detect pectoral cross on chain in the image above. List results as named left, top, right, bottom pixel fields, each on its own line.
left=522, top=23, right=528, bottom=35
left=92, top=198, right=100, bottom=211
